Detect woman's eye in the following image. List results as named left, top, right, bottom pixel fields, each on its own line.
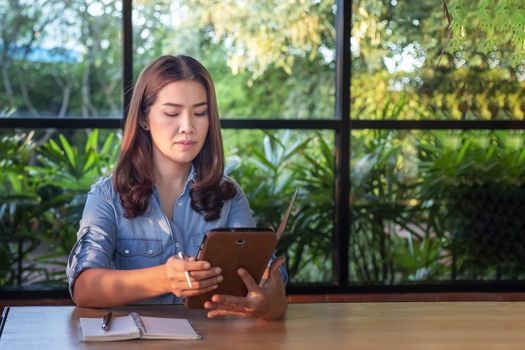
left=165, top=112, right=179, bottom=117
left=195, top=111, right=207, bottom=117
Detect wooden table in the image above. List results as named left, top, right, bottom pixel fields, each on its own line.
left=1, top=302, right=525, bottom=349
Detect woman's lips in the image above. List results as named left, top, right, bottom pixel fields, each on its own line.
left=174, top=140, right=197, bottom=149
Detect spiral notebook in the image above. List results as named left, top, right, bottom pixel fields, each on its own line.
left=78, top=312, right=201, bottom=342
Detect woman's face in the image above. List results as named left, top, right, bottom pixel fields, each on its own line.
left=146, top=80, right=210, bottom=168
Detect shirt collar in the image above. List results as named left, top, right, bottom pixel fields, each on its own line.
left=187, top=163, right=197, bottom=183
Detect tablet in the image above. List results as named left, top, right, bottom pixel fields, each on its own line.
left=185, top=227, right=277, bottom=309
left=185, top=188, right=299, bottom=309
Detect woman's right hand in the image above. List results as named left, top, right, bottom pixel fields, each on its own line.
left=164, top=256, right=223, bottom=297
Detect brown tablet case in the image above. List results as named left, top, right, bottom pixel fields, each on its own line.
left=185, top=188, right=298, bottom=309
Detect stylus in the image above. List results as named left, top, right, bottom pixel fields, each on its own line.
left=178, top=251, right=193, bottom=288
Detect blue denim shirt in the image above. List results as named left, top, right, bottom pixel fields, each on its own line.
left=66, top=166, right=287, bottom=304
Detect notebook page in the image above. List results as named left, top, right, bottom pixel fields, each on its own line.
left=140, top=316, right=201, bottom=340
left=79, top=316, right=139, bottom=341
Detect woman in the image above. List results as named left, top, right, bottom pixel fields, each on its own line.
left=66, top=55, right=287, bottom=320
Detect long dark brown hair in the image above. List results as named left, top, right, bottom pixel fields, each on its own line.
left=114, top=55, right=236, bottom=221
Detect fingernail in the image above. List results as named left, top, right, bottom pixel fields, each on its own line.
left=204, top=262, right=211, bottom=269
left=214, top=267, right=221, bottom=274
left=217, top=275, right=223, bottom=282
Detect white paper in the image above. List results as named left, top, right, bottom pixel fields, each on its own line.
left=79, top=316, right=139, bottom=341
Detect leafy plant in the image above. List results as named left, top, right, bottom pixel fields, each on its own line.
left=0, top=129, right=119, bottom=286
left=350, top=129, right=449, bottom=284
left=0, top=131, right=38, bottom=285
left=286, top=132, right=334, bottom=282
left=228, top=130, right=334, bottom=282
left=419, top=131, right=525, bottom=278
left=448, top=1, right=525, bottom=66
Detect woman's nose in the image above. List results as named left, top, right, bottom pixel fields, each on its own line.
left=179, top=113, right=194, bottom=134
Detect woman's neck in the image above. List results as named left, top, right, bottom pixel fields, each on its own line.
left=153, top=157, right=191, bottom=220
left=152, top=153, right=191, bottom=192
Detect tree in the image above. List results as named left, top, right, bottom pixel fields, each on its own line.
left=0, top=0, right=65, bottom=114
left=0, top=0, right=122, bottom=118
left=351, top=0, right=525, bottom=120
left=191, top=0, right=335, bottom=77
left=447, top=0, right=525, bottom=66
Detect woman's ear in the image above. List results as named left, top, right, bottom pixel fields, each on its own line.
left=140, top=119, right=149, bottom=131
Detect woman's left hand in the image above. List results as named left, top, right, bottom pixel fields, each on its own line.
left=204, top=256, right=288, bottom=320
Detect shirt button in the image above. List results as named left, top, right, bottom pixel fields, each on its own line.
left=177, top=201, right=183, bottom=206
left=147, top=249, right=153, bottom=255
left=82, top=227, right=89, bottom=234
left=175, top=242, right=180, bottom=248
left=124, top=249, right=130, bottom=255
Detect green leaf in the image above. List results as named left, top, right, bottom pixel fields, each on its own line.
left=59, top=134, right=77, bottom=169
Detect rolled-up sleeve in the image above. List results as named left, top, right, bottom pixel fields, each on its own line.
left=270, top=253, right=289, bottom=285
left=66, top=185, right=118, bottom=299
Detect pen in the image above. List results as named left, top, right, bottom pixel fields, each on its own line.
left=178, top=251, right=193, bottom=288
left=102, top=311, right=112, bottom=331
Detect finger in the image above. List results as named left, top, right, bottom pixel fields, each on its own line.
left=260, top=256, right=286, bottom=287
left=204, top=299, right=251, bottom=314
left=172, top=283, right=218, bottom=298
left=182, top=259, right=212, bottom=272
left=269, top=256, right=285, bottom=274
left=181, top=284, right=218, bottom=297
left=186, top=274, right=223, bottom=290
left=207, top=309, right=250, bottom=318
left=189, top=267, right=222, bottom=280
left=237, top=268, right=259, bottom=292
left=210, top=293, right=251, bottom=309
left=167, top=256, right=211, bottom=272
left=170, top=278, right=189, bottom=292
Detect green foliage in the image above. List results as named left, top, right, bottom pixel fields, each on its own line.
left=227, top=131, right=334, bottom=282
left=419, top=131, right=525, bottom=277
left=0, top=132, right=37, bottom=285
left=352, top=0, right=525, bottom=120
left=419, top=131, right=525, bottom=192
left=29, top=130, right=119, bottom=190
left=0, top=0, right=121, bottom=117
left=349, top=129, right=525, bottom=283
left=2, top=128, right=525, bottom=286
left=350, top=129, right=448, bottom=284
left=448, top=0, right=525, bottom=66
left=0, top=129, right=119, bottom=286
left=191, top=0, right=335, bottom=77
left=3, top=0, right=525, bottom=123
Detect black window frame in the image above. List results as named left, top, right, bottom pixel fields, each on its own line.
left=2, top=0, right=525, bottom=299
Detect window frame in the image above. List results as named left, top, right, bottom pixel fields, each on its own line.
left=2, top=0, right=525, bottom=297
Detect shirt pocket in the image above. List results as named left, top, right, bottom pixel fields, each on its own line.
left=115, top=238, right=163, bottom=270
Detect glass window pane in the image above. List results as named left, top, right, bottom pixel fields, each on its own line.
left=0, top=127, right=335, bottom=286
left=351, top=1, right=523, bottom=120
left=350, top=129, right=525, bottom=284
left=0, top=128, right=120, bottom=287
left=223, top=129, right=335, bottom=282
left=133, top=1, right=336, bottom=120
left=0, top=1, right=122, bottom=119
